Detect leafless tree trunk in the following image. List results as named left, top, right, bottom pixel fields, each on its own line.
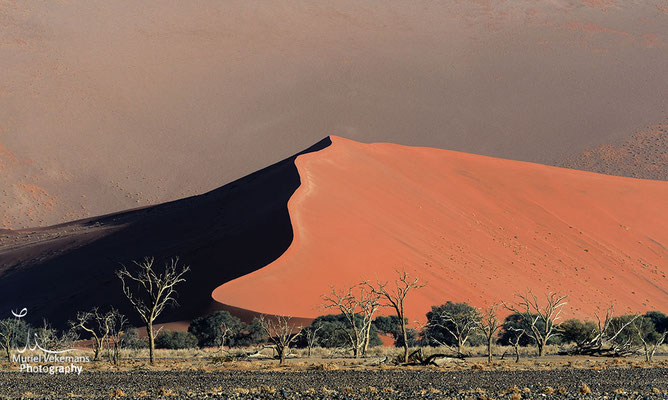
left=574, top=305, right=639, bottom=357
left=511, top=330, right=524, bottom=363
left=218, top=322, right=233, bottom=350
left=365, top=270, right=425, bottom=364
left=258, top=315, right=301, bottom=364
left=116, top=256, right=189, bottom=364
left=70, top=307, right=115, bottom=361
left=323, top=284, right=380, bottom=358
left=105, top=309, right=127, bottom=365
left=504, top=292, right=567, bottom=357
left=429, top=307, right=479, bottom=356
left=478, top=304, right=501, bottom=363
left=304, top=325, right=321, bottom=358
left=632, top=317, right=666, bottom=362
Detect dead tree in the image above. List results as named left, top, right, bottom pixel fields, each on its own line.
left=510, top=329, right=525, bottom=363
left=116, top=256, right=189, bottom=364
left=70, top=308, right=115, bottom=361
left=358, top=287, right=382, bottom=356
left=258, top=315, right=301, bottom=364
left=34, top=319, right=78, bottom=351
left=304, top=325, right=321, bottom=357
left=632, top=316, right=666, bottom=362
left=504, top=292, right=567, bottom=357
left=427, top=304, right=480, bottom=357
left=323, top=284, right=380, bottom=358
left=218, top=322, right=233, bottom=350
left=365, top=270, right=425, bottom=364
left=571, top=305, right=639, bottom=357
left=477, top=304, right=501, bottom=363
left=105, top=310, right=127, bottom=365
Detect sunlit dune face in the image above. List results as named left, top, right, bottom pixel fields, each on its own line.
left=213, top=137, right=667, bottom=323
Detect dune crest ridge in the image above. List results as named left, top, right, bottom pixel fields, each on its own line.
left=213, top=136, right=667, bottom=322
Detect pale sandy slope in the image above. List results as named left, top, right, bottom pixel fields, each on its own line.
left=213, top=136, right=667, bottom=322
left=1, top=0, right=668, bottom=228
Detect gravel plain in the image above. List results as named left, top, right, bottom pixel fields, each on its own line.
left=0, top=368, right=666, bottom=399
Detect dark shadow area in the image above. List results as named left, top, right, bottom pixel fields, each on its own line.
left=0, top=137, right=332, bottom=329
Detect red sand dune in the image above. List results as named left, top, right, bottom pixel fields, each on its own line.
left=0, top=137, right=665, bottom=329
left=213, top=136, right=667, bottom=323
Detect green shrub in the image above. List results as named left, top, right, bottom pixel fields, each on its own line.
left=423, top=302, right=484, bottom=347
left=188, top=311, right=245, bottom=348
left=120, top=328, right=148, bottom=349
left=155, top=330, right=198, bottom=349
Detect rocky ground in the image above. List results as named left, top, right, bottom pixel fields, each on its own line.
left=0, top=368, right=666, bottom=399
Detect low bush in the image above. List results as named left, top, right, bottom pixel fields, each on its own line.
left=155, top=331, right=198, bottom=349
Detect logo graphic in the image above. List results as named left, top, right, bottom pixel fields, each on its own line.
left=10, top=308, right=89, bottom=375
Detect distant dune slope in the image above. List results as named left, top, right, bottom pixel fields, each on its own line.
left=559, top=125, right=668, bottom=181
left=2, top=0, right=668, bottom=228
left=213, top=137, right=667, bottom=322
left=0, top=139, right=331, bottom=329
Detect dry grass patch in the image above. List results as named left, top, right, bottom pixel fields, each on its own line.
left=157, top=388, right=177, bottom=396
left=505, top=385, right=521, bottom=395
left=109, top=389, right=126, bottom=398
left=421, top=387, right=442, bottom=395
left=321, top=386, right=337, bottom=395
left=542, top=386, right=555, bottom=394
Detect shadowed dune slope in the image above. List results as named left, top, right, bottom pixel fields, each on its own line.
left=0, top=139, right=331, bottom=329
left=213, top=136, right=667, bottom=322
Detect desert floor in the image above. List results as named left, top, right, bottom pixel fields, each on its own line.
left=1, top=350, right=666, bottom=399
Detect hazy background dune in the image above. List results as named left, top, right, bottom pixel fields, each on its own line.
left=1, top=0, right=667, bottom=228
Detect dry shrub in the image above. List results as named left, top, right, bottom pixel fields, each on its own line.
left=158, top=388, right=177, bottom=396
left=506, top=385, right=521, bottom=394
left=109, top=389, right=126, bottom=398
left=321, top=386, right=337, bottom=395
left=580, top=383, right=591, bottom=394
left=260, top=385, right=276, bottom=394
left=543, top=386, right=555, bottom=394
left=420, top=387, right=442, bottom=395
